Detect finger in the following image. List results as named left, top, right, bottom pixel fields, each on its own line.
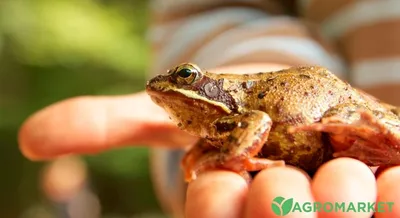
left=312, top=158, right=376, bottom=218
left=244, top=166, right=316, bottom=218
left=375, top=166, right=400, bottom=218
left=185, top=171, right=248, bottom=218
left=18, top=92, right=198, bottom=160
left=41, top=156, right=87, bottom=202
left=374, top=165, right=394, bottom=178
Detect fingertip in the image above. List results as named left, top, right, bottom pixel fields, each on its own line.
left=18, top=92, right=195, bottom=160
left=18, top=120, right=42, bottom=160
left=245, top=166, right=315, bottom=218
left=375, top=166, right=400, bottom=218
left=312, top=158, right=376, bottom=218
left=185, top=170, right=248, bottom=218
left=375, top=165, right=393, bottom=178
left=18, top=101, right=65, bottom=161
left=18, top=96, right=107, bottom=160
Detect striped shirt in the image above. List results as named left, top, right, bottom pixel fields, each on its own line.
left=148, top=0, right=400, bottom=97
left=147, top=1, right=400, bottom=217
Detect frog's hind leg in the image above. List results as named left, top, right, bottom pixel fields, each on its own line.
left=181, top=110, right=285, bottom=183
left=289, top=105, right=400, bottom=166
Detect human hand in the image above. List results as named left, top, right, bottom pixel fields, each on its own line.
left=18, top=92, right=199, bottom=160
left=18, top=64, right=400, bottom=218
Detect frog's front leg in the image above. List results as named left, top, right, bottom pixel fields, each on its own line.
left=289, top=103, right=400, bottom=166
left=181, top=110, right=285, bottom=182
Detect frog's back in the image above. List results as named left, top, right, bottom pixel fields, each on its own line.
left=240, top=66, right=357, bottom=124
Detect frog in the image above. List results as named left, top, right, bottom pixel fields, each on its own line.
left=146, top=63, right=400, bottom=183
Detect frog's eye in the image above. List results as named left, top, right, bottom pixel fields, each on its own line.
left=174, top=64, right=200, bottom=84
left=177, top=68, right=193, bottom=78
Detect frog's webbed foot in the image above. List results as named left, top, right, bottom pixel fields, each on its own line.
left=289, top=107, right=400, bottom=166
left=182, top=147, right=284, bottom=183
left=181, top=110, right=285, bottom=183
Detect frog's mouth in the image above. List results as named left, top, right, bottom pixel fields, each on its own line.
left=147, top=89, right=231, bottom=136
left=148, top=89, right=230, bottom=113
left=146, top=87, right=232, bottom=114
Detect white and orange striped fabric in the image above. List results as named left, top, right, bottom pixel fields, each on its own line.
left=148, top=0, right=400, bottom=102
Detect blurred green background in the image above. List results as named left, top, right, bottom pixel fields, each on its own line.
left=0, top=0, right=166, bottom=217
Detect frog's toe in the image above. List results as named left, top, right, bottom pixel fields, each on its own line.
left=181, top=154, right=216, bottom=182
left=181, top=159, right=198, bottom=182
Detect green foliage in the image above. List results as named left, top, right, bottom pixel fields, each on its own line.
left=0, top=0, right=149, bottom=75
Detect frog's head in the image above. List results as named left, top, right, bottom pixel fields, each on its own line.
left=146, top=63, right=238, bottom=136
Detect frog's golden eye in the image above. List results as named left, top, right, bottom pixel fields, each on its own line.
left=174, top=64, right=200, bottom=84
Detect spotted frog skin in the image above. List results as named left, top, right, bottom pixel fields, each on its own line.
left=146, top=63, right=400, bottom=182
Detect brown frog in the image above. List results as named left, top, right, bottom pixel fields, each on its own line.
left=146, top=63, right=400, bottom=182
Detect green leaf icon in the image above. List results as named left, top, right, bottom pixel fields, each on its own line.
left=272, top=196, right=294, bottom=216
